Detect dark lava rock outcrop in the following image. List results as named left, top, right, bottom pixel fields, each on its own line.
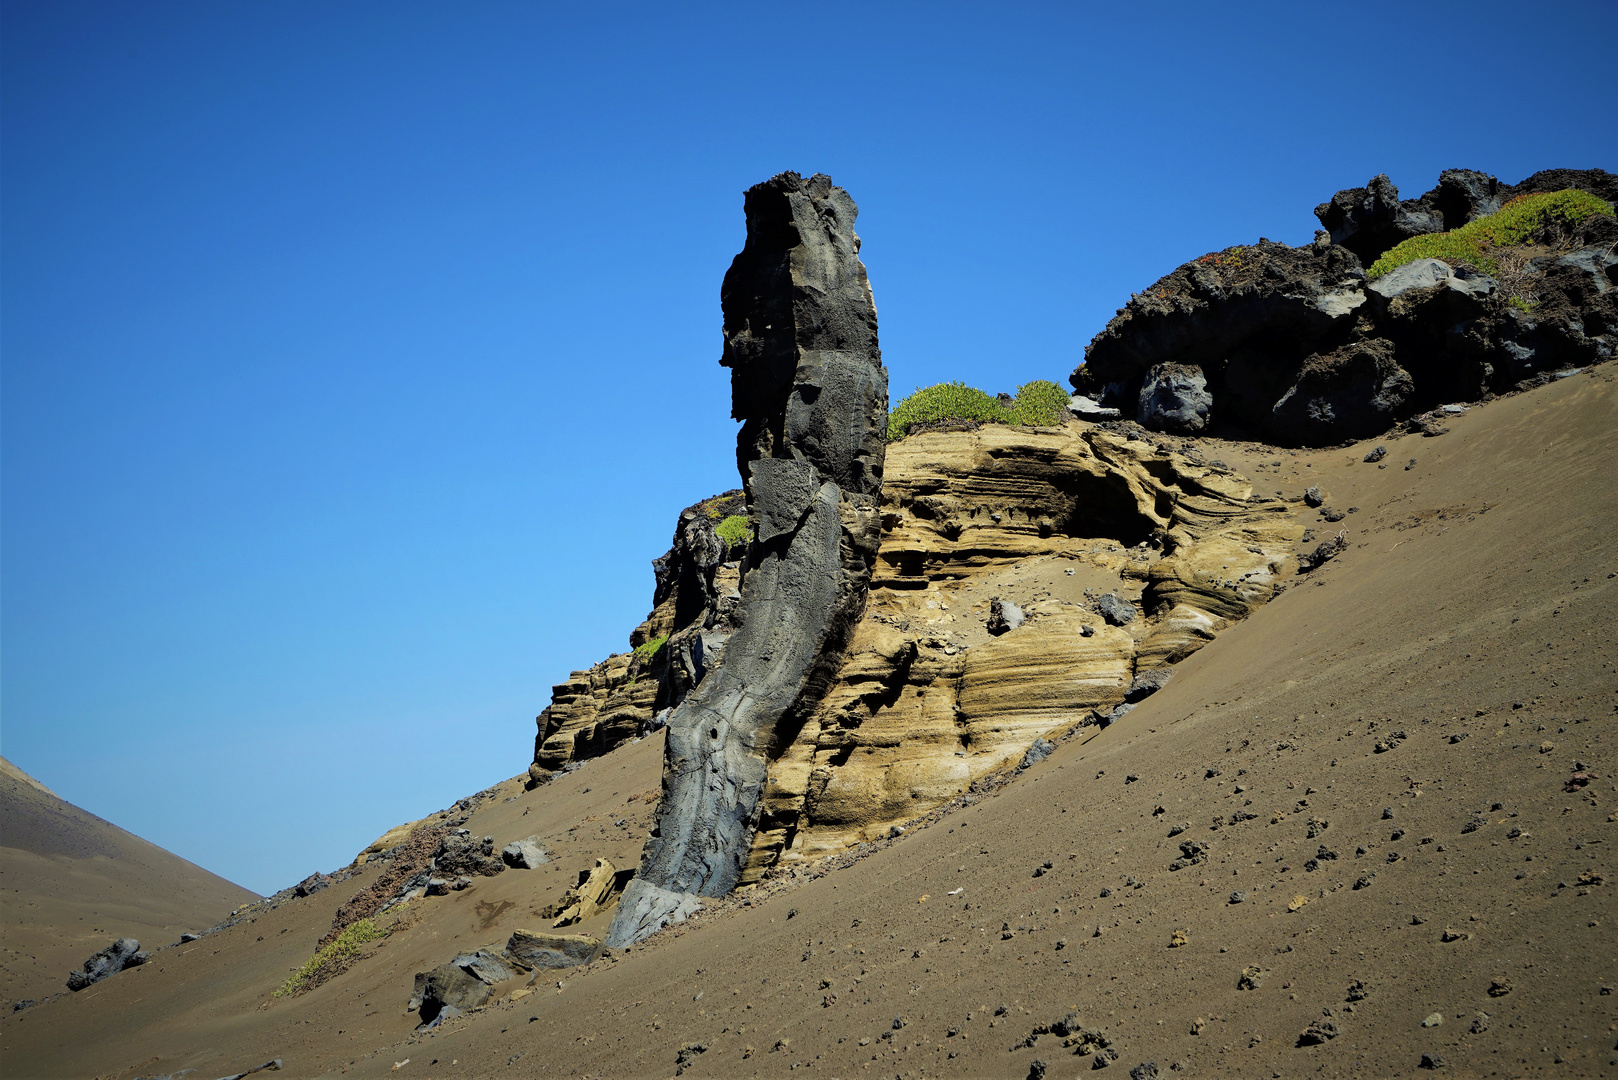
left=66, top=937, right=148, bottom=991
left=1070, top=168, right=1617, bottom=445
left=605, top=172, right=887, bottom=947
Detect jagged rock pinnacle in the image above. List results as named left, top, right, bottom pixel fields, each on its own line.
left=605, top=173, right=887, bottom=948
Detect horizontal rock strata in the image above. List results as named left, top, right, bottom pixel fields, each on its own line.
left=742, top=422, right=1300, bottom=871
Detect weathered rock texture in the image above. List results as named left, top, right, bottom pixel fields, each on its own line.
left=526, top=427, right=1300, bottom=922
left=739, top=423, right=1300, bottom=869
left=65, top=937, right=148, bottom=991
left=527, top=491, right=747, bottom=779
left=1071, top=168, right=1618, bottom=445
left=605, top=172, right=887, bottom=947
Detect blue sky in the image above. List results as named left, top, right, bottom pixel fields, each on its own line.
left=4, top=0, right=1613, bottom=894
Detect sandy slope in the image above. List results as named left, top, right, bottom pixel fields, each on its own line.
left=3, top=370, right=1614, bottom=1079
left=0, top=757, right=260, bottom=1006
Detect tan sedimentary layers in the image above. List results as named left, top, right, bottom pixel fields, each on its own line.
left=523, top=419, right=1302, bottom=885
left=741, top=422, right=1301, bottom=873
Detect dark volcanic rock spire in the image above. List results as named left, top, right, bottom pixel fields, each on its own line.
left=606, top=173, right=887, bottom=947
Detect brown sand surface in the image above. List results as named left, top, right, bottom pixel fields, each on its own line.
left=3, top=370, right=1614, bottom=1079
left=0, top=756, right=260, bottom=1006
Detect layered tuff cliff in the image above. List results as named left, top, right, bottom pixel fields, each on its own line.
left=527, top=415, right=1303, bottom=892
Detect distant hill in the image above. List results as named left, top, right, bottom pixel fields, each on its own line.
left=0, top=756, right=258, bottom=1004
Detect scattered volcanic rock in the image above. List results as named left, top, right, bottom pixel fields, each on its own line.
left=65, top=938, right=148, bottom=991
left=606, top=171, right=888, bottom=948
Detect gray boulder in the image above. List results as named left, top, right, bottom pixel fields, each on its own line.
left=1367, top=258, right=1498, bottom=302
left=505, top=929, right=603, bottom=970
left=1125, top=667, right=1174, bottom=702
left=407, top=948, right=519, bottom=1027
left=453, top=948, right=518, bottom=984
left=408, top=964, right=494, bottom=1026
left=501, top=838, right=549, bottom=869
left=1137, top=364, right=1211, bottom=433
left=1018, top=738, right=1056, bottom=771
left=66, top=937, right=148, bottom=991
left=433, top=832, right=505, bottom=877
left=294, top=873, right=328, bottom=897
left=1096, top=593, right=1137, bottom=626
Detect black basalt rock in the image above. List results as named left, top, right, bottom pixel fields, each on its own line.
left=66, top=937, right=148, bottom=991
left=1072, top=167, right=1618, bottom=446
left=607, top=173, right=886, bottom=948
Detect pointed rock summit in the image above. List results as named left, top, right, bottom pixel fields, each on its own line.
left=606, top=172, right=887, bottom=947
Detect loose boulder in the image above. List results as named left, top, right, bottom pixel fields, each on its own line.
left=433, top=832, right=505, bottom=877
left=501, top=838, right=549, bottom=869
left=505, top=929, right=602, bottom=970
left=553, top=858, right=632, bottom=927
left=66, top=938, right=148, bottom=991
left=1097, top=593, right=1137, bottom=626
left=408, top=964, right=494, bottom=1026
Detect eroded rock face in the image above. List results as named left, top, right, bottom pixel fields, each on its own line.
left=739, top=423, right=1300, bottom=870
left=606, top=172, right=887, bottom=947
left=1072, top=168, right=1618, bottom=446
left=527, top=490, right=747, bottom=780
left=1314, top=173, right=1445, bottom=266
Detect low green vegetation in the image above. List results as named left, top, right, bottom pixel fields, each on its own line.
left=274, top=915, right=392, bottom=997
left=633, top=633, right=670, bottom=663
left=1367, top=189, right=1614, bottom=280
left=886, top=379, right=1071, bottom=442
left=714, top=514, right=751, bottom=548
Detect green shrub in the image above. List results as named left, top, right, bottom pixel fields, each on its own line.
left=1367, top=189, right=1614, bottom=279
left=1002, top=380, right=1073, bottom=427
left=714, top=514, right=751, bottom=548
left=633, top=633, right=670, bottom=663
left=886, top=379, right=1070, bottom=442
left=274, top=917, right=388, bottom=997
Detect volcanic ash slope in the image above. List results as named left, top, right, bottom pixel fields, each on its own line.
left=6, top=367, right=1614, bottom=1078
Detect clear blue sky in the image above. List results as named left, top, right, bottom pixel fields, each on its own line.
left=4, top=0, right=1613, bottom=895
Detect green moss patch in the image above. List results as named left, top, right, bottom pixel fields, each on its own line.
left=887, top=379, right=1070, bottom=442
left=714, top=514, right=751, bottom=548
left=1368, top=189, right=1614, bottom=280
left=632, top=633, right=670, bottom=663
left=274, top=914, right=394, bottom=997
